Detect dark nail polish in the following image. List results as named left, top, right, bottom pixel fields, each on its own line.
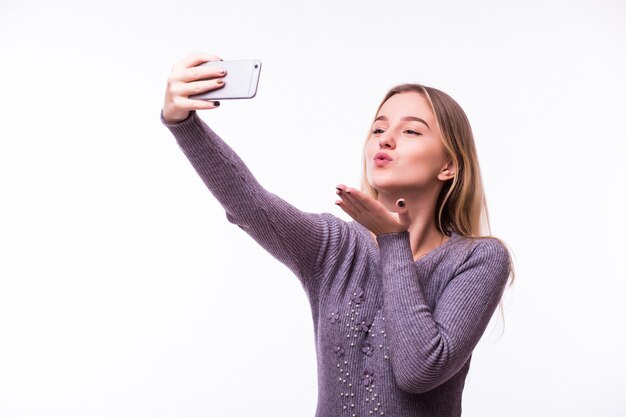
left=213, top=101, right=220, bottom=106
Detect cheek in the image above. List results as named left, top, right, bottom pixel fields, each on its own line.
left=400, top=146, right=441, bottom=176
left=366, top=141, right=377, bottom=156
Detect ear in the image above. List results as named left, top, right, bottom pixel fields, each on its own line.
left=437, top=158, right=456, bottom=181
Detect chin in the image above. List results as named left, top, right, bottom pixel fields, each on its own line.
left=368, top=173, right=394, bottom=187
left=368, top=181, right=394, bottom=193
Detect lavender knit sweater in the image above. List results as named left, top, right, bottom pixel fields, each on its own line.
left=160, top=109, right=511, bottom=417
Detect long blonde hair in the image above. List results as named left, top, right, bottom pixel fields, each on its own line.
left=360, top=83, right=516, bottom=335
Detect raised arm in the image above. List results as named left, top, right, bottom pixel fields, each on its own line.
left=160, top=109, right=347, bottom=293
left=376, top=232, right=510, bottom=394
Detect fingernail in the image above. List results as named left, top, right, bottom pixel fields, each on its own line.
left=398, top=200, right=405, bottom=207
left=213, top=101, right=220, bottom=106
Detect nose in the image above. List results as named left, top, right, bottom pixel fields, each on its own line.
left=378, top=130, right=395, bottom=149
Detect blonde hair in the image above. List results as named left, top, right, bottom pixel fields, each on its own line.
left=360, top=83, right=516, bottom=335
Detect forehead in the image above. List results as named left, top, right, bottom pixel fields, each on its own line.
left=376, top=92, right=434, bottom=123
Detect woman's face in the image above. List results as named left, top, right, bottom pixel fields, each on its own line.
left=365, top=92, right=450, bottom=194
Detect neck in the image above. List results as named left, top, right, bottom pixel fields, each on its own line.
left=376, top=188, right=447, bottom=257
left=408, top=224, right=447, bottom=261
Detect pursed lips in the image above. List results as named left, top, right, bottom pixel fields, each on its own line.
left=374, top=152, right=393, bottom=161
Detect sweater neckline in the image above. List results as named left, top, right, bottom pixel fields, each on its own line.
left=413, top=230, right=461, bottom=264
left=361, top=223, right=462, bottom=264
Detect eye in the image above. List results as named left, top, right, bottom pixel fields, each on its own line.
left=371, top=128, right=422, bottom=136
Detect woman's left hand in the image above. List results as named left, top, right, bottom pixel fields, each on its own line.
left=335, top=184, right=411, bottom=236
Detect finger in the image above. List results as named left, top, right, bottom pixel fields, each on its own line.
left=174, top=52, right=223, bottom=71
left=335, top=199, right=359, bottom=219
left=341, top=187, right=371, bottom=213
left=181, top=64, right=227, bottom=83
left=336, top=185, right=367, bottom=213
left=336, top=192, right=362, bottom=215
left=337, top=191, right=361, bottom=216
left=176, top=97, right=221, bottom=111
left=395, top=199, right=411, bottom=228
left=180, top=78, right=225, bottom=97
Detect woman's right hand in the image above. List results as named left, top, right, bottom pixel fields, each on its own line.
left=162, top=52, right=227, bottom=123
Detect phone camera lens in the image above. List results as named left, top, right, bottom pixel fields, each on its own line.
left=254, top=64, right=258, bottom=68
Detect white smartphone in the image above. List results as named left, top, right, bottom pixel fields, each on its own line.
left=188, top=59, right=262, bottom=100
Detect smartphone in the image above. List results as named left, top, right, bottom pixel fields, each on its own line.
left=188, top=59, right=262, bottom=100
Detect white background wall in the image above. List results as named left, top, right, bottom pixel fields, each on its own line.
left=1, top=0, right=624, bottom=416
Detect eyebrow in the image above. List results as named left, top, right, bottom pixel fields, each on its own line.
left=374, top=115, right=430, bottom=129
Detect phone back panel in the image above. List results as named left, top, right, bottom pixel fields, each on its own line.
left=189, top=59, right=261, bottom=100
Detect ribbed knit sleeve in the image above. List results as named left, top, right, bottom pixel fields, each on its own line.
left=376, top=231, right=510, bottom=394
left=160, top=109, right=347, bottom=292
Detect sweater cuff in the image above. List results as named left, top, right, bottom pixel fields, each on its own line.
left=159, top=109, right=221, bottom=158
left=160, top=109, right=198, bottom=127
left=376, top=231, right=414, bottom=265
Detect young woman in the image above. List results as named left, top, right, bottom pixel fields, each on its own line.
left=161, top=52, right=515, bottom=417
